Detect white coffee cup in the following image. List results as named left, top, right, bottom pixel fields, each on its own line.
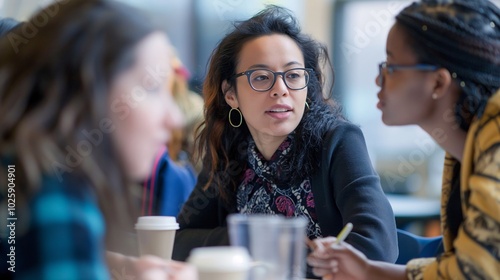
left=135, top=216, right=179, bottom=260
left=187, top=246, right=252, bottom=280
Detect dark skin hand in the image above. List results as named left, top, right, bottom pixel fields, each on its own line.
left=307, top=237, right=370, bottom=280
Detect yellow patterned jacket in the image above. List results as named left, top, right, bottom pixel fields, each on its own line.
left=407, top=90, right=500, bottom=280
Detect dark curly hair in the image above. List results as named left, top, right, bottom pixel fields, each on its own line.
left=396, top=0, right=500, bottom=131
left=196, top=5, right=343, bottom=201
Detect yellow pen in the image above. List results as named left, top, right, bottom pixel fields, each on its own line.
left=332, top=222, right=353, bottom=246
left=318, top=223, right=353, bottom=278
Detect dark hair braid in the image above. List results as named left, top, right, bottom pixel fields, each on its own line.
left=397, top=0, right=500, bottom=130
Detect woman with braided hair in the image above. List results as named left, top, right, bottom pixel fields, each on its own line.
left=308, top=0, right=500, bottom=279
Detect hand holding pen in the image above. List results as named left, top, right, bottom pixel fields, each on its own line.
left=306, top=223, right=374, bottom=280
left=333, top=222, right=353, bottom=246
left=306, top=222, right=353, bottom=251
left=307, top=223, right=366, bottom=279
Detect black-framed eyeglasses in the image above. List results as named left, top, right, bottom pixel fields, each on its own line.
left=378, top=62, right=439, bottom=85
left=233, top=68, right=313, bottom=92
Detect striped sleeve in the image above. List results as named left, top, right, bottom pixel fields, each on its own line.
left=407, top=107, right=500, bottom=279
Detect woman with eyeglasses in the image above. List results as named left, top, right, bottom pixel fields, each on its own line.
left=308, top=0, right=500, bottom=279
left=173, top=6, right=398, bottom=277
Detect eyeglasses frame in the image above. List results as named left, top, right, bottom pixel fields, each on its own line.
left=378, top=62, right=439, bottom=85
left=233, top=67, right=314, bottom=92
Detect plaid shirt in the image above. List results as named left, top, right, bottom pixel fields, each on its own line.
left=1, top=176, right=108, bottom=280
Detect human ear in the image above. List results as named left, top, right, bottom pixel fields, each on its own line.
left=431, top=68, right=453, bottom=99
left=223, top=80, right=239, bottom=108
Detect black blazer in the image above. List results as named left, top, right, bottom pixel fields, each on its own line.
left=173, top=121, right=398, bottom=275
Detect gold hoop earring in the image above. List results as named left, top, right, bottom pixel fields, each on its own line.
left=229, top=108, right=243, bottom=128
left=305, top=101, right=310, bottom=110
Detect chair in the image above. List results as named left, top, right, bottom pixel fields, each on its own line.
left=396, top=229, right=444, bottom=265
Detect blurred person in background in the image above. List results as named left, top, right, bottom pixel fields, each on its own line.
left=140, top=48, right=201, bottom=218
left=173, top=6, right=398, bottom=278
left=0, top=0, right=196, bottom=279
left=168, top=49, right=204, bottom=172
left=140, top=144, right=196, bottom=218
left=307, top=0, right=500, bottom=279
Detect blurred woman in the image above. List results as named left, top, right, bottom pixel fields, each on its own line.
left=0, top=0, right=195, bottom=279
left=308, top=0, right=500, bottom=279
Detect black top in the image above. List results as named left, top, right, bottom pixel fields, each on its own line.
left=173, top=120, right=398, bottom=278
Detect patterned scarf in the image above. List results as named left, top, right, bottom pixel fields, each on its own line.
left=236, top=134, right=322, bottom=238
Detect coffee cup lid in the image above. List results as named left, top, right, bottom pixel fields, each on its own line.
left=187, top=246, right=251, bottom=272
left=135, top=216, right=179, bottom=230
